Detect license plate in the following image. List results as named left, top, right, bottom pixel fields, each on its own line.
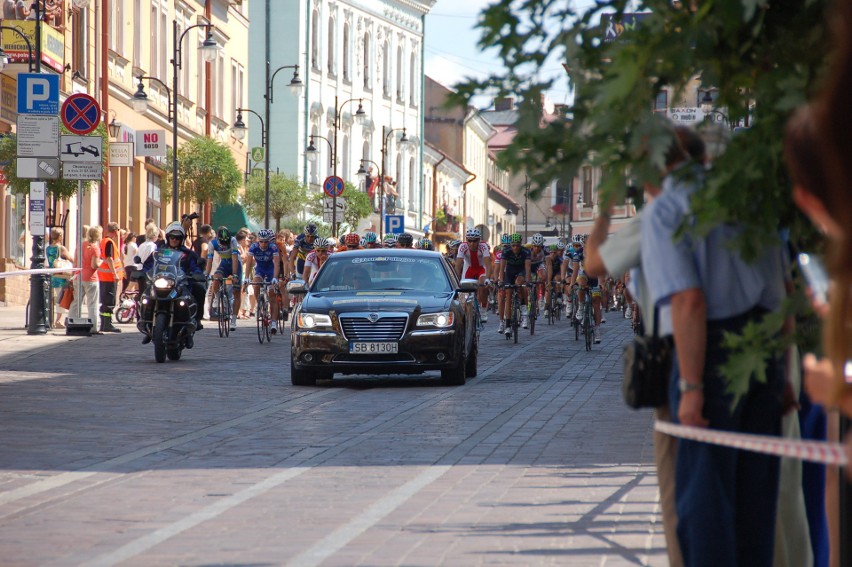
left=349, top=341, right=398, bottom=354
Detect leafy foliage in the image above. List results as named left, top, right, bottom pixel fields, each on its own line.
left=163, top=137, right=242, bottom=206
left=453, top=0, right=832, bottom=402
left=0, top=122, right=110, bottom=199
left=242, top=172, right=310, bottom=231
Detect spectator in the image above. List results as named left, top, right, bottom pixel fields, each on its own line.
left=3, top=0, right=17, bottom=20
left=46, top=228, right=73, bottom=329
left=70, top=226, right=102, bottom=331
left=14, top=0, right=30, bottom=19
left=122, top=231, right=138, bottom=293
left=641, top=124, right=788, bottom=567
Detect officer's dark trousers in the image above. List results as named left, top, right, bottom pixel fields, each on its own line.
left=668, top=307, right=783, bottom=567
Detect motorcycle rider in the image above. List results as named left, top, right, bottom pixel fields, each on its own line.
left=141, top=222, right=207, bottom=346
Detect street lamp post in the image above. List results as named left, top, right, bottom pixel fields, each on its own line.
left=231, top=108, right=266, bottom=212
left=262, top=64, right=302, bottom=227
left=523, top=175, right=529, bottom=241
left=377, top=127, right=413, bottom=240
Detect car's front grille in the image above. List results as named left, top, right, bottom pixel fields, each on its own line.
left=340, top=315, right=407, bottom=341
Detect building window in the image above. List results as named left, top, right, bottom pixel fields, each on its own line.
left=654, top=90, right=667, bottom=113
left=327, top=17, right=336, bottom=76
left=72, top=5, right=88, bottom=74
left=408, top=156, right=416, bottom=211
left=109, top=0, right=124, bottom=53
left=327, top=128, right=334, bottom=175
left=175, top=11, right=192, bottom=96
left=231, top=61, right=244, bottom=126
left=342, top=23, right=350, bottom=81
left=311, top=9, right=320, bottom=71
left=363, top=32, right=371, bottom=90
left=133, top=0, right=142, bottom=65
left=146, top=172, right=162, bottom=228
left=396, top=152, right=403, bottom=209
left=309, top=126, right=319, bottom=184
left=409, top=51, right=417, bottom=107
left=197, top=28, right=208, bottom=110
left=382, top=41, right=390, bottom=97
left=396, top=45, right=404, bottom=102
left=581, top=166, right=592, bottom=205
left=342, top=134, right=349, bottom=182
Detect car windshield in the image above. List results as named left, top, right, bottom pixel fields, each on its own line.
left=312, top=255, right=452, bottom=293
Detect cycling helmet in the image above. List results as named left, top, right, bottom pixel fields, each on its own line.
left=556, top=241, right=566, bottom=250
left=383, top=234, right=397, bottom=247
left=397, top=232, right=414, bottom=247
left=216, top=226, right=231, bottom=241
left=344, top=233, right=360, bottom=246
left=304, top=223, right=319, bottom=236
left=419, top=238, right=434, bottom=251
left=531, top=233, right=544, bottom=246
left=326, top=236, right=338, bottom=248
left=313, top=237, right=330, bottom=250
left=165, top=222, right=186, bottom=239
left=447, top=239, right=461, bottom=249
left=580, top=234, right=589, bottom=242
left=257, top=229, right=275, bottom=242
left=359, top=237, right=367, bottom=248
left=510, top=233, right=523, bottom=244
left=500, top=233, right=511, bottom=245
left=363, top=231, right=378, bottom=244
left=571, top=233, right=584, bottom=245
left=413, top=239, right=421, bottom=249
left=465, top=228, right=481, bottom=240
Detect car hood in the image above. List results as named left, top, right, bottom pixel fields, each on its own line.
left=302, top=291, right=455, bottom=314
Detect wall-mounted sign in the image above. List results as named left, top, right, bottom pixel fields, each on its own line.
left=109, top=142, right=134, bottom=167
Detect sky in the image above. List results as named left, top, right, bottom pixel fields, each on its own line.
left=423, top=0, right=574, bottom=110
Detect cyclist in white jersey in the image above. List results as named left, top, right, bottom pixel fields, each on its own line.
left=454, top=228, right=491, bottom=322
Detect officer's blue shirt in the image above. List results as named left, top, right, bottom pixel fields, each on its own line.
left=641, top=163, right=787, bottom=335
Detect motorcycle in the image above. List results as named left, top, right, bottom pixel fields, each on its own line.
left=137, top=249, right=200, bottom=363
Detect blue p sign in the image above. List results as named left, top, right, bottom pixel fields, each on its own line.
left=17, top=74, right=59, bottom=115
left=384, top=215, right=404, bottom=235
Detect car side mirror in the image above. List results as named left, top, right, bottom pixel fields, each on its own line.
left=457, top=279, right=479, bottom=293
left=287, top=279, right=307, bottom=294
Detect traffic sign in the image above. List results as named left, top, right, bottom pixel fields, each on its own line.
left=15, top=115, right=60, bottom=157
left=323, top=175, right=345, bottom=198
left=17, top=158, right=61, bottom=180
left=60, top=135, right=102, bottom=162
left=251, top=147, right=265, bottom=162
left=384, top=215, right=404, bottom=235
left=62, top=162, right=104, bottom=181
left=17, top=74, right=59, bottom=115
left=61, top=93, right=101, bottom=135
left=29, top=182, right=46, bottom=236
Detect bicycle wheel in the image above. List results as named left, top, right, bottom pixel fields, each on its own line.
left=217, top=290, right=227, bottom=338
left=584, top=306, right=593, bottom=351
left=263, top=293, right=272, bottom=342
left=256, top=294, right=266, bottom=344
left=512, top=296, right=520, bottom=344
left=529, top=297, right=536, bottom=335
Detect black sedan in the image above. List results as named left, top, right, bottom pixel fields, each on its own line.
left=287, top=249, right=480, bottom=386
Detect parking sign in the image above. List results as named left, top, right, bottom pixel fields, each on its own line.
left=17, top=74, right=59, bottom=115
left=384, top=215, right=404, bottom=235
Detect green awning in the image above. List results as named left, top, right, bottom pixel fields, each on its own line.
left=210, top=203, right=262, bottom=234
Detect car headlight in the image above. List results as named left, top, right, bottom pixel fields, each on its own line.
left=298, top=313, right=333, bottom=329
left=153, top=277, right=174, bottom=290
left=417, top=312, right=454, bottom=328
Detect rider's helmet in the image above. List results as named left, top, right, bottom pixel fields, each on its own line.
left=419, top=238, right=433, bottom=250
left=216, top=226, right=231, bottom=242
left=397, top=232, right=414, bottom=247
left=556, top=241, right=566, bottom=250
left=313, top=237, right=330, bottom=250
left=359, top=237, right=367, bottom=248
left=580, top=234, right=589, bottom=243
left=500, top=233, right=511, bottom=245
left=165, top=222, right=186, bottom=247
left=257, top=229, right=275, bottom=242
left=510, top=233, right=523, bottom=244
left=304, top=223, right=319, bottom=236
left=465, top=228, right=481, bottom=240
left=547, top=244, right=559, bottom=253
left=571, top=233, right=584, bottom=245
left=447, top=239, right=461, bottom=249
left=383, top=234, right=397, bottom=248
left=531, top=233, right=544, bottom=246
left=344, top=233, right=360, bottom=247
left=363, top=231, right=378, bottom=244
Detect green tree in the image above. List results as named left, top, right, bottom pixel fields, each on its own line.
left=453, top=0, right=830, bottom=401
left=242, top=172, right=309, bottom=231
left=0, top=122, right=110, bottom=199
left=163, top=136, right=242, bottom=205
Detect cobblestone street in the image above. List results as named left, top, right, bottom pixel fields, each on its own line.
left=0, top=307, right=665, bottom=566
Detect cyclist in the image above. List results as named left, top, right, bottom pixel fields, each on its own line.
left=245, top=229, right=282, bottom=334
left=206, top=226, right=242, bottom=331
left=288, top=223, right=318, bottom=280
left=567, top=234, right=603, bottom=343
left=302, top=237, right=331, bottom=284
left=363, top=231, right=381, bottom=249
left=454, top=228, right=492, bottom=322
left=544, top=242, right=564, bottom=315
left=418, top=238, right=434, bottom=251
left=342, top=232, right=362, bottom=251
left=528, top=233, right=548, bottom=312
left=491, top=233, right=511, bottom=333
left=498, top=233, right=531, bottom=334
left=561, top=235, right=583, bottom=317
left=445, top=239, right=461, bottom=261
left=397, top=232, right=414, bottom=249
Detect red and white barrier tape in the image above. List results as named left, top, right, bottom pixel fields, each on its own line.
left=0, top=268, right=81, bottom=279
left=655, top=420, right=848, bottom=466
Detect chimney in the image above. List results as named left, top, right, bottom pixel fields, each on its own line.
left=494, top=97, right=514, bottom=111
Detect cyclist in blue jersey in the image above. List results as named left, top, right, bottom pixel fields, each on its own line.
left=245, top=229, right=282, bottom=334
left=205, top=226, right=242, bottom=331
left=287, top=223, right=318, bottom=279
left=497, top=233, right=532, bottom=335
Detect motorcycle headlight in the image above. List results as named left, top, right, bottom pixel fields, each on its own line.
left=417, top=312, right=454, bottom=328
left=153, top=277, right=174, bottom=290
left=298, top=313, right=332, bottom=329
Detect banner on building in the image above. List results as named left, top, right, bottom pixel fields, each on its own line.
left=136, top=130, right=166, bottom=157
